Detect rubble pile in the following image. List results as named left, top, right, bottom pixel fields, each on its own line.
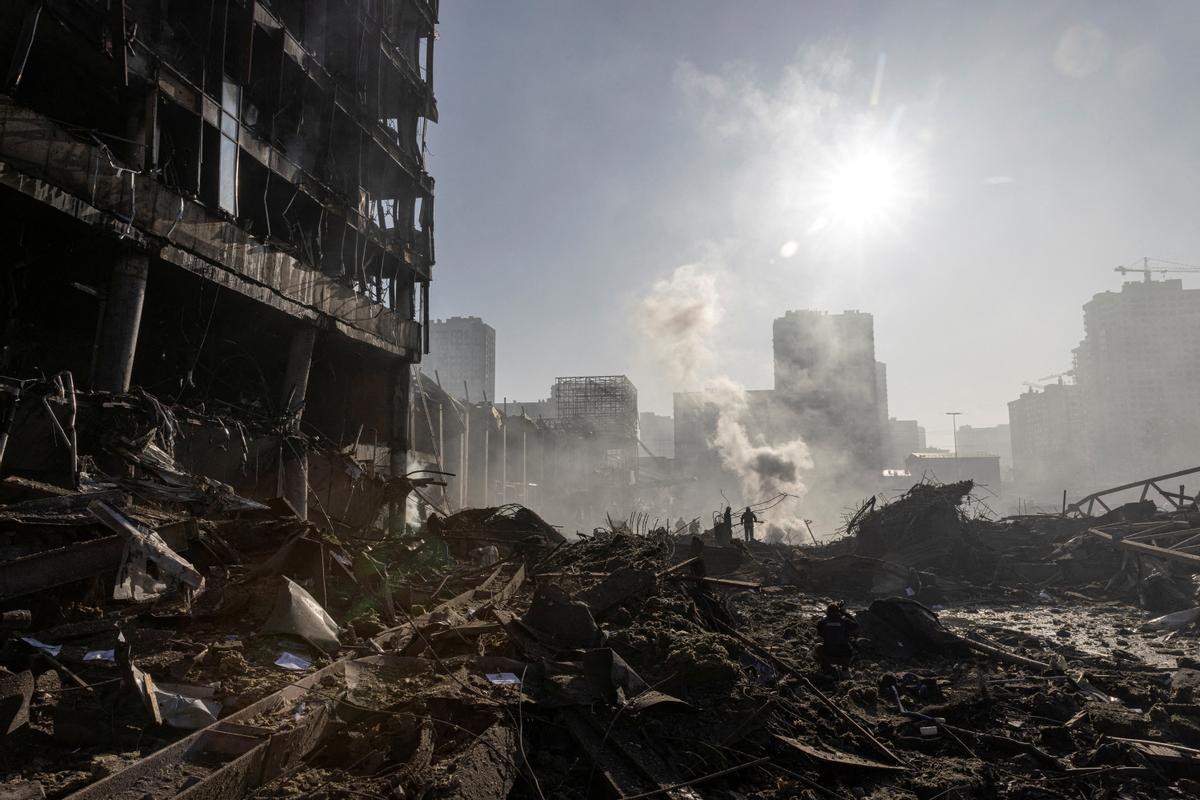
left=4, top=383, right=1200, bottom=800
left=791, top=478, right=1200, bottom=613
left=429, top=504, right=567, bottom=557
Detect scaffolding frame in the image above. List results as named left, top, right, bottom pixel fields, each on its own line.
left=553, top=375, right=638, bottom=438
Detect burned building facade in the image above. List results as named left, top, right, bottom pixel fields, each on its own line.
left=0, top=0, right=437, bottom=516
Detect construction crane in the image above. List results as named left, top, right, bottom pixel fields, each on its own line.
left=1115, top=257, right=1200, bottom=282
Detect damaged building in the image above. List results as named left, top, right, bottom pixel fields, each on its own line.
left=0, top=0, right=438, bottom=516
left=5, top=7, right=1200, bottom=800
left=408, top=374, right=645, bottom=527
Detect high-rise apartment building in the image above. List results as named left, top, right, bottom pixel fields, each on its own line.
left=423, top=316, right=496, bottom=402
left=887, top=418, right=927, bottom=467
left=1008, top=381, right=1088, bottom=500
left=639, top=412, right=674, bottom=459
left=1073, top=278, right=1200, bottom=483
left=773, top=310, right=885, bottom=471
left=875, top=362, right=890, bottom=453
left=670, top=310, right=888, bottom=526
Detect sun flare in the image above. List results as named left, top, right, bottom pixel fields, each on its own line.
left=821, top=146, right=904, bottom=231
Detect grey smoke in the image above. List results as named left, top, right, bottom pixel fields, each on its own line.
left=748, top=450, right=798, bottom=484
left=639, top=265, right=812, bottom=538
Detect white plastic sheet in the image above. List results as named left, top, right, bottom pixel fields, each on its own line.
left=260, top=577, right=340, bottom=652
left=274, top=652, right=312, bottom=671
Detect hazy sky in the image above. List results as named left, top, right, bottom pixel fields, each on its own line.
left=427, top=1, right=1200, bottom=448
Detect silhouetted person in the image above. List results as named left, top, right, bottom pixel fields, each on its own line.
left=723, top=505, right=732, bottom=530
left=740, top=507, right=761, bottom=541
left=814, top=604, right=858, bottom=676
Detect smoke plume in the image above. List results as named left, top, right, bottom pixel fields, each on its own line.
left=639, top=265, right=811, bottom=540
left=641, top=265, right=723, bottom=388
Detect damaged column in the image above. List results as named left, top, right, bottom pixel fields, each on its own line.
left=280, top=325, right=317, bottom=519
left=92, top=251, right=148, bottom=392
left=389, top=362, right=412, bottom=530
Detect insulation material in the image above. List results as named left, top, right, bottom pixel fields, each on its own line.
left=152, top=683, right=220, bottom=729
left=260, top=577, right=341, bottom=653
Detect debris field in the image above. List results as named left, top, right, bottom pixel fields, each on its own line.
left=4, top=385, right=1200, bottom=800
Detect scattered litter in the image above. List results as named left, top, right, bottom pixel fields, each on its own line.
left=19, top=638, right=61, bottom=657
left=274, top=652, right=313, bottom=671
left=485, top=672, right=521, bottom=685
left=1140, top=606, right=1200, bottom=632
left=152, top=683, right=220, bottom=729
left=260, top=577, right=341, bottom=652
left=1, top=395, right=1199, bottom=800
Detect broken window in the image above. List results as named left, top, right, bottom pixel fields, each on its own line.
left=247, top=25, right=283, bottom=141
left=275, top=55, right=306, bottom=154
left=271, top=0, right=306, bottom=37
left=325, top=109, right=360, bottom=198
left=300, top=0, right=328, bottom=60
left=374, top=198, right=397, bottom=231
left=323, top=5, right=356, bottom=82
left=218, top=79, right=240, bottom=214
left=158, top=101, right=202, bottom=196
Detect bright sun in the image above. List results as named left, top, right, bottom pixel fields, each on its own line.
left=821, top=147, right=903, bottom=231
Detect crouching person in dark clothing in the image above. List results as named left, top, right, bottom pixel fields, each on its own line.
left=813, top=604, right=858, bottom=677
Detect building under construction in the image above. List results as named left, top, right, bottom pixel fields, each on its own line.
left=0, top=0, right=438, bottom=516
left=552, top=375, right=639, bottom=481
